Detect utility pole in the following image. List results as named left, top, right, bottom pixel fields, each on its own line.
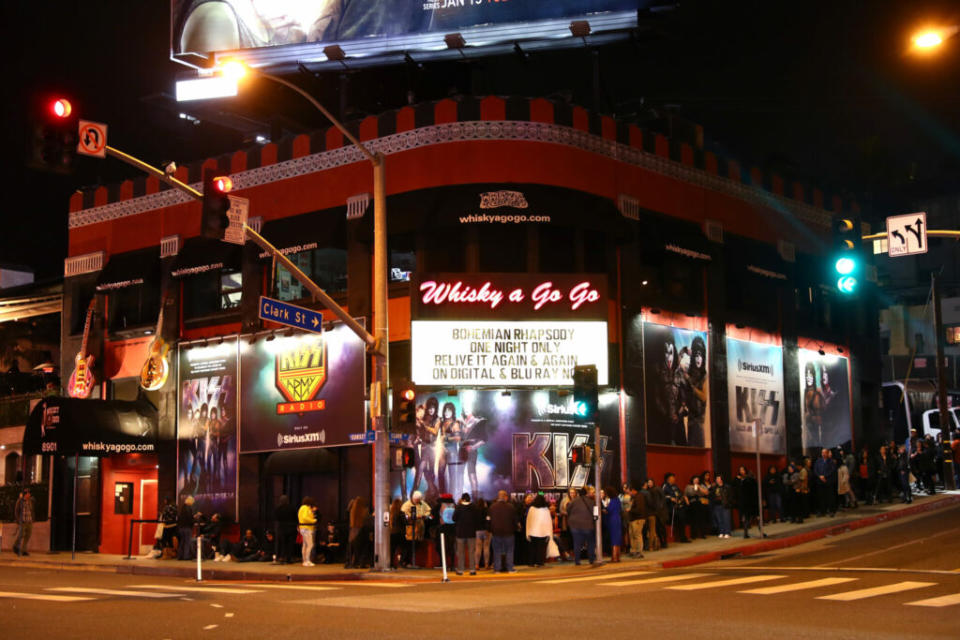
left=594, top=424, right=603, bottom=563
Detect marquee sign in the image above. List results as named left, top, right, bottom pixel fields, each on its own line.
left=412, top=273, right=608, bottom=387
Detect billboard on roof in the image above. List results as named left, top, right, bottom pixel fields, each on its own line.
left=172, top=0, right=642, bottom=67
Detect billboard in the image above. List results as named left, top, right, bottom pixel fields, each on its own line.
left=238, top=324, right=366, bottom=452
left=799, top=349, right=852, bottom=452
left=726, top=339, right=785, bottom=454
left=643, top=322, right=710, bottom=448
left=394, top=388, right=618, bottom=503
left=172, top=0, right=642, bottom=63
left=177, top=339, right=238, bottom=522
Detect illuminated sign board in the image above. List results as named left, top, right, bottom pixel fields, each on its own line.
left=411, top=273, right=608, bottom=387
left=171, top=1, right=642, bottom=68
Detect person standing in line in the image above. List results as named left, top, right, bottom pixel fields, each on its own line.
left=389, top=498, right=404, bottom=568
left=13, top=488, right=35, bottom=556
left=837, top=456, right=857, bottom=509
left=566, top=487, right=597, bottom=566
left=474, top=497, right=491, bottom=569
left=764, top=465, right=784, bottom=523
left=627, top=485, right=647, bottom=557
left=602, top=486, right=623, bottom=562
left=159, top=495, right=178, bottom=553
left=813, top=448, right=837, bottom=517
left=346, top=496, right=370, bottom=569
left=488, top=490, right=519, bottom=573
left=708, top=475, right=733, bottom=538
left=176, top=496, right=195, bottom=561
left=274, top=494, right=298, bottom=564
left=525, top=494, right=552, bottom=567
left=735, top=467, right=759, bottom=538
left=453, top=492, right=480, bottom=575
left=298, top=496, right=318, bottom=567
left=558, top=487, right=578, bottom=561
left=896, top=444, right=913, bottom=504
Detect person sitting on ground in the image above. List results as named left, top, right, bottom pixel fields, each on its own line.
left=316, top=522, right=342, bottom=564
left=232, top=529, right=261, bottom=562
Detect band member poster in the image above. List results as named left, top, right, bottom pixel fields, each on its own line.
left=177, top=339, right=238, bottom=522
left=238, top=324, right=365, bottom=452
left=394, top=389, right=617, bottom=503
left=726, top=339, right=785, bottom=454
left=643, top=322, right=710, bottom=447
left=799, top=349, right=852, bottom=452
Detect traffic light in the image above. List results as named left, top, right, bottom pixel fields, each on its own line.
left=573, top=364, right=599, bottom=424
left=570, top=445, right=594, bottom=466
left=201, top=168, right=232, bottom=240
left=832, top=216, right=861, bottom=295
left=401, top=447, right=416, bottom=469
left=392, top=378, right=417, bottom=434
left=29, top=97, right=77, bottom=173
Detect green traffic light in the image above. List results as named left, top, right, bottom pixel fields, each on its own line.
left=835, top=256, right=856, bottom=275
left=837, top=275, right=857, bottom=294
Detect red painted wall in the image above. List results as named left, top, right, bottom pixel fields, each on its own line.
left=99, top=454, right=158, bottom=555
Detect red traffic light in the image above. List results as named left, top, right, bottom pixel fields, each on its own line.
left=50, top=98, right=72, bottom=119
left=212, top=176, right=233, bottom=193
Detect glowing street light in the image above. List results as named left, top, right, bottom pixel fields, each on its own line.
left=910, top=25, right=959, bottom=52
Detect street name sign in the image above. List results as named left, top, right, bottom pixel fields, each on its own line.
left=886, top=212, right=927, bottom=257
left=258, top=296, right=325, bottom=334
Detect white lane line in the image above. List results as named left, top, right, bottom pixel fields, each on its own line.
left=203, top=625, right=218, bottom=630
left=740, top=577, right=858, bottom=595
left=0, top=590, right=96, bottom=602
left=246, top=584, right=340, bottom=591
left=300, top=581, right=412, bottom=588
left=601, top=573, right=714, bottom=587
left=47, top=587, right=182, bottom=598
left=224, top=613, right=235, bottom=618
left=537, top=571, right=651, bottom=584
left=127, top=584, right=262, bottom=594
left=905, top=593, right=960, bottom=608
left=210, top=603, right=223, bottom=608
left=668, top=575, right=786, bottom=591
left=817, top=581, right=936, bottom=601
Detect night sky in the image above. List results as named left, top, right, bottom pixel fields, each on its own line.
left=2, top=1, right=959, bottom=279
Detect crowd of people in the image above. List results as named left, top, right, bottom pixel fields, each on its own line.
left=147, top=428, right=955, bottom=569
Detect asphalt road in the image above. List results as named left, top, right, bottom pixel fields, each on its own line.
left=2, top=506, right=959, bottom=639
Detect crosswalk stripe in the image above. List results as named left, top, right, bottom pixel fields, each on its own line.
left=739, top=577, right=858, bottom=595
left=47, top=587, right=183, bottom=598
left=817, top=581, right=936, bottom=601
left=668, top=575, right=786, bottom=591
left=904, top=593, right=960, bottom=608
left=246, top=584, right=340, bottom=592
left=0, top=590, right=96, bottom=602
left=537, top=571, right=651, bottom=584
left=601, top=573, right=714, bottom=587
left=127, top=584, right=262, bottom=594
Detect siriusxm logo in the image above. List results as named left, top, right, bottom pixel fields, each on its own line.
left=737, top=359, right=773, bottom=376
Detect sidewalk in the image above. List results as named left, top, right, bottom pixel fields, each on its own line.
left=1, top=492, right=957, bottom=582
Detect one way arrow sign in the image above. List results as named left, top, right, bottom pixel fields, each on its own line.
left=886, top=212, right=927, bottom=257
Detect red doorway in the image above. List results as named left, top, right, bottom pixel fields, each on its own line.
left=100, top=454, right=158, bottom=555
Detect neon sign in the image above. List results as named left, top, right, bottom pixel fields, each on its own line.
left=419, top=279, right=600, bottom=312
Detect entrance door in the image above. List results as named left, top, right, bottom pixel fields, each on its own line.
left=139, top=479, right=158, bottom=554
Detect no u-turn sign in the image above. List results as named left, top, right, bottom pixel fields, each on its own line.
left=77, top=120, right=107, bottom=158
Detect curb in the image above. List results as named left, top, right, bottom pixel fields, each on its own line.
left=660, top=494, right=960, bottom=569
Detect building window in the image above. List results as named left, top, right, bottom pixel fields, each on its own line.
left=390, top=249, right=415, bottom=282
left=947, top=326, right=960, bottom=345
left=183, top=269, right=243, bottom=319
left=273, top=248, right=346, bottom=301
left=108, top=284, right=159, bottom=332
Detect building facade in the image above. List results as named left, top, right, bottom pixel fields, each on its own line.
left=48, top=96, right=879, bottom=550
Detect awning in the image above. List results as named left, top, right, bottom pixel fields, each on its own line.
left=23, top=396, right=159, bottom=457
left=263, top=448, right=338, bottom=475
left=170, top=237, right=242, bottom=278
left=257, top=208, right=346, bottom=261
left=96, top=246, right=161, bottom=292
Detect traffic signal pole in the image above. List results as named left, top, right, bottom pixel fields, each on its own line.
left=103, top=145, right=201, bottom=199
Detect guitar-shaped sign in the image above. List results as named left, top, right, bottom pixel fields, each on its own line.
left=67, top=301, right=96, bottom=399
left=140, top=291, right=171, bottom=391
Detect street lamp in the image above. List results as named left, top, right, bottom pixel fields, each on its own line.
left=220, top=60, right=392, bottom=571
left=910, top=25, right=959, bottom=52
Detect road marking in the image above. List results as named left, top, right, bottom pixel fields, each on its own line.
left=203, top=625, right=218, bottom=630
left=668, top=575, right=786, bottom=591
left=225, top=613, right=235, bottom=618
left=817, top=581, right=936, bottom=601
left=0, top=590, right=96, bottom=602
left=739, top=577, right=858, bottom=595
left=536, top=571, right=651, bottom=584
left=47, top=587, right=183, bottom=598
left=817, top=528, right=957, bottom=568
left=210, top=603, right=223, bottom=608
left=127, top=584, right=262, bottom=594
left=601, top=573, right=714, bottom=587
left=299, top=581, right=412, bottom=588
left=246, top=584, right=340, bottom=592
left=905, top=593, right=960, bottom=608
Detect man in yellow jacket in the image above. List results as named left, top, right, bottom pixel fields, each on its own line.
left=298, top=496, right=318, bottom=567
